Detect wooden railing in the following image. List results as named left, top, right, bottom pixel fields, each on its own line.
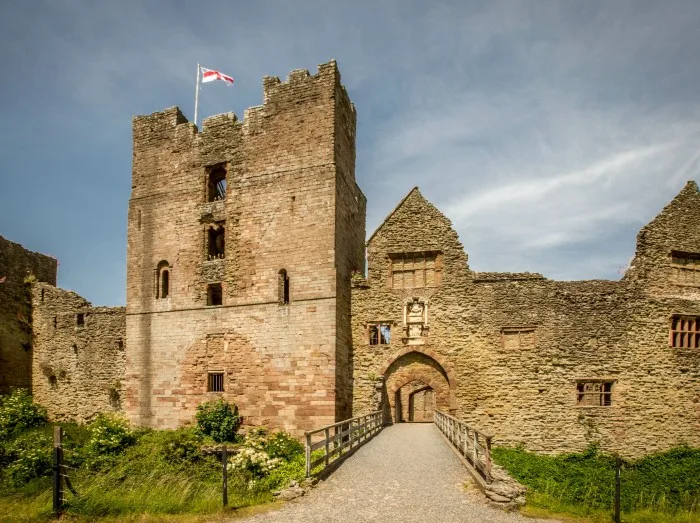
left=305, top=411, right=383, bottom=477
left=434, top=410, right=493, bottom=483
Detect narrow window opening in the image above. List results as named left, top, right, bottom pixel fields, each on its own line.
left=156, top=261, right=170, bottom=299
left=207, top=165, right=227, bottom=202
left=161, top=270, right=169, bottom=298
left=41, top=288, right=45, bottom=302
left=208, top=372, right=224, bottom=392
left=137, top=210, right=142, bottom=231
left=278, top=269, right=290, bottom=304
left=53, top=316, right=57, bottom=330
left=207, top=283, right=223, bottom=306
left=116, top=339, right=124, bottom=350
left=72, top=343, right=78, bottom=355
left=76, top=313, right=85, bottom=327
left=207, top=223, right=225, bottom=260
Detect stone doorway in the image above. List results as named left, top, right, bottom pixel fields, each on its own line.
left=382, top=350, right=455, bottom=424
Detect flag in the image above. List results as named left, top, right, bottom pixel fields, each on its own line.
left=201, top=67, right=234, bottom=86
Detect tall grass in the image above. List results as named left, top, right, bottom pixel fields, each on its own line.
left=492, top=444, right=700, bottom=520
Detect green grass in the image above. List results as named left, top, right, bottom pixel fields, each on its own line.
left=0, top=425, right=305, bottom=522
left=492, top=445, right=700, bottom=522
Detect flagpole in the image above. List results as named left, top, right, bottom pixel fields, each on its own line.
left=194, top=63, right=201, bottom=128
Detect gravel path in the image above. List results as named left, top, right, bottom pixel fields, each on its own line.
left=231, top=423, right=555, bottom=523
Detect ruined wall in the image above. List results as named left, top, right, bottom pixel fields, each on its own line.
left=31, top=283, right=125, bottom=422
left=352, top=186, right=700, bottom=458
left=126, top=61, right=364, bottom=434
left=0, top=236, right=57, bottom=393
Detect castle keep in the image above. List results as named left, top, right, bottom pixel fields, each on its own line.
left=1, top=61, right=698, bottom=457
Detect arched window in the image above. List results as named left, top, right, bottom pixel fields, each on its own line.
left=156, top=261, right=170, bottom=299
left=278, top=269, right=289, bottom=305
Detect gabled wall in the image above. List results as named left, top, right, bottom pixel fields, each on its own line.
left=352, top=185, right=700, bottom=458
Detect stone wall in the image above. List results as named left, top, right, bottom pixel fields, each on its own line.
left=31, top=282, right=125, bottom=422
left=125, top=60, right=364, bottom=434
left=352, top=186, right=700, bottom=458
left=0, top=235, right=57, bottom=393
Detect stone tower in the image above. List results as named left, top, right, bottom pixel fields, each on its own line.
left=125, top=61, right=366, bottom=433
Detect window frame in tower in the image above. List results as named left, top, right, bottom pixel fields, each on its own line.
left=206, top=164, right=227, bottom=202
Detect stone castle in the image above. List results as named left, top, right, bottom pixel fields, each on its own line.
left=1, top=60, right=698, bottom=458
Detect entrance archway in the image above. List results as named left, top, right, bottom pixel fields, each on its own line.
left=381, top=349, right=456, bottom=423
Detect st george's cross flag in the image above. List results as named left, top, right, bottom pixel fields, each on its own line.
left=201, top=67, right=234, bottom=85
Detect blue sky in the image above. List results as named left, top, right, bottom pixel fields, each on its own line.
left=1, top=1, right=699, bottom=306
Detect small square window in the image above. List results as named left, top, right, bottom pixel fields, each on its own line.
left=207, top=283, right=223, bottom=306
left=576, top=381, right=613, bottom=406
left=208, top=372, right=224, bottom=392
left=369, top=323, right=391, bottom=345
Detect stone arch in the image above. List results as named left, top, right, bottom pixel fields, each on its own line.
left=382, top=349, right=457, bottom=423
left=379, top=346, right=458, bottom=387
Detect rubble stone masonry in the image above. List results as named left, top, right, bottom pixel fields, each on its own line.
left=3, top=61, right=698, bottom=458
left=351, top=186, right=700, bottom=458
left=30, top=283, right=125, bottom=422
left=0, top=236, right=56, bottom=393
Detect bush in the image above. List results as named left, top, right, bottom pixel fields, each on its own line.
left=0, top=389, right=47, bottom=440
left=159, top=428, right=205, bottom=464
left=264, top=431, right=304, bottom=461
left=0, top=428, right=53, bottom=487
left=227, top=428, right=302, bottom=481
left=80, top=413, right=137, bottom=470
left=195, top=400, right=241, bottom=443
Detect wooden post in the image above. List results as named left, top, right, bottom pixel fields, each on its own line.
left=222, top=445, right=228, bottom=507
left=614, top=456, right=621, bottom=523
left=53, top=426, right=62, bottom=515
left=305, top=432, right=312, bottom=477
left=463, top=425, right=468, bottom=457
left=325, top=428, right=330, bottom=466
left=485, top=436, right=493, bottom=483
left=472, top=432, right=478, bottom=466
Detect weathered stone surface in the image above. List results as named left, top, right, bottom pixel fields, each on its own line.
left=124, top=60, right=365, bottom=434
left=31, top=283, right=125, bottom=422
left=0, top=236, right=57, bottom=393
left=2, top=62, right=698, bottom=461
left=352, top=186, right=700, bottom=458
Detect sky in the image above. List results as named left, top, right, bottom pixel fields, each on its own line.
left=1, top=0, right=699, bottom=306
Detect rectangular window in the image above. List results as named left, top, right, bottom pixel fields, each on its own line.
left=207, top=283, right=223, bottom=306
left=670, top=251, right=700, bottom=286
left=389, top=252, right=442, bottom=289
left=670, top=316, right=700, bottom=348
left=76, top=313, right=85, bottom=327
left=576, top=381, right=613, bottom=406
left=369, top=323, right=391, bottom=345
left=207, top=222, right=225, bottom=260
left=501, top=327, right=535, bottom=348
left=207, top=372, right=224, bottom=392
left=206, top=164, right=227, bottom=202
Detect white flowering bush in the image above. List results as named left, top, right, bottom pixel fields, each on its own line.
left=0, top=389, right=47, bottom=440
left=1, top=429, right=53, bottom=487
left=80, top=413, right=136, bottom=470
